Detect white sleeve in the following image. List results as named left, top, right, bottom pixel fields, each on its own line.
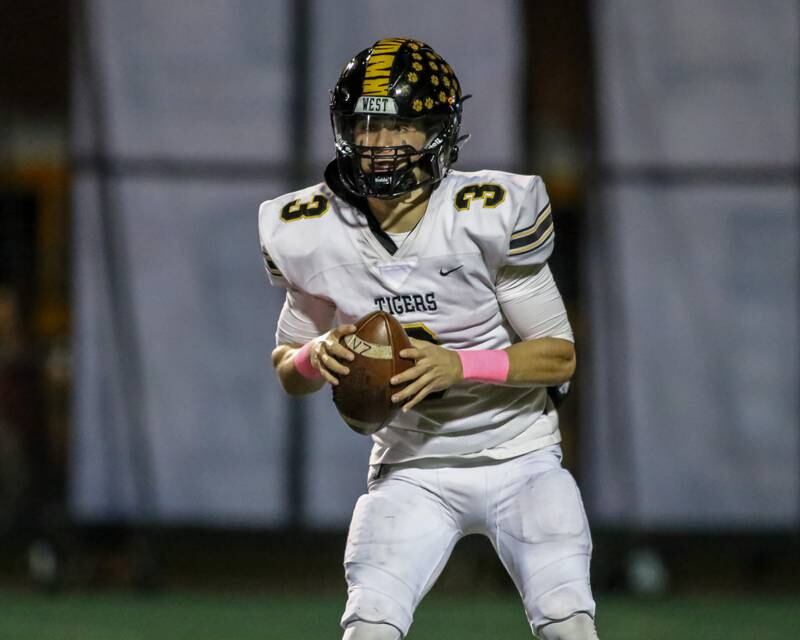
left=259, top=202, right=291, bottom=289
left=495, top=264, right=573, bottom=342
left=261, top=244, right=290, bottom=289
left=504, top=176, right=554, bottom=268
left=275, top=288, right=336, bottom=346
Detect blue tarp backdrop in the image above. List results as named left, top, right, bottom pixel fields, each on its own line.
left=71, top=0, right=800, bottom=531
left=70, top=0, right=523, bottom=527
left=587, top=0, right=800, bottom=529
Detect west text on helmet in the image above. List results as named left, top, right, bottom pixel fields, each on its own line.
left=355, top=96, right=399, bottom=114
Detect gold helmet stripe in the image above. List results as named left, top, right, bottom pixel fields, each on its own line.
left=362, top=38, right=407, bottom=96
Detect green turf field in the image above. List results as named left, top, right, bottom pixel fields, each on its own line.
left=1, top=590, right=798, bottom=639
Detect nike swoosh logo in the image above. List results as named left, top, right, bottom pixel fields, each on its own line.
left=439, top=265, right=463, bottom=276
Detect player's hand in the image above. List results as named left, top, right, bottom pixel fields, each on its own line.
left=390, top=338, right=463, bottom=412
left=310, top=324, right=357, bottom=385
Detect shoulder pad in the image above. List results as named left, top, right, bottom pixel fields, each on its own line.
left=258, top=183, right=333, bottom=288
left=442, top=171, right=554, bottom=269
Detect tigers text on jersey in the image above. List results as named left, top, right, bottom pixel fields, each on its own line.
left=259, top=169, right=564, bottom=465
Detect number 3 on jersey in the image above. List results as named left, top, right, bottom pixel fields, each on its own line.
left=454, top=183, right=506, bottom=211
left=280, top=195, right=330, bottom=222
left=402, top=323, right=446, bottom=400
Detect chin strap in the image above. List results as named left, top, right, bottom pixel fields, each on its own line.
left=450, top=133, right=471, bottom=163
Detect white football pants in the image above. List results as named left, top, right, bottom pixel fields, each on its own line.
left=340, top=445, right=596, bottom=638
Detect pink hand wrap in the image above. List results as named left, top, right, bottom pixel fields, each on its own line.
left=293, top=341, right=321, bottom=380
left=457, top=349, right=510, bottom=383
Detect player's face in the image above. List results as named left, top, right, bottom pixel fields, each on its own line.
left=350, top=116, right=439, bottom=176
left=352, top=117, right=428, bottom=151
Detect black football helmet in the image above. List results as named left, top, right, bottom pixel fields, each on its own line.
left=330, top=38, right=466, bottom=199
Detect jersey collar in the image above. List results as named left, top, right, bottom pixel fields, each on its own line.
left=324, top=160, right=399, bottom=255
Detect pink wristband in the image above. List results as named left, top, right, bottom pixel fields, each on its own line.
left=457, top=349, right=510, bottom=383
left=293, top=341, right=321, bottom=380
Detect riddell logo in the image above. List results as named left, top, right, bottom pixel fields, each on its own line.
left=362, top=38, right=406, bottom=96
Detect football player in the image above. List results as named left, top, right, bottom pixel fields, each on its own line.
left=260, top=38, right=599, bottom=640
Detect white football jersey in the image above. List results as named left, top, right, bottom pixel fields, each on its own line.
left=258, top=168, right=566, bottom=465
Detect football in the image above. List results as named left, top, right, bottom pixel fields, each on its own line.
left=332, top=310, right=413, bottom=435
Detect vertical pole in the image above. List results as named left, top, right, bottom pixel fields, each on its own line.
left=73, top=0, right=158, bottom=523
left=286, top=0, right=312, bottom=529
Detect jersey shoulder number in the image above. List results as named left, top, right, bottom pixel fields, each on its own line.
left=258, top=183, right=332, bottom=289
left=280, top=194, right=330, bottom=222
left=445, top=171, right=555, bottom=268
left=454, top=183, right=506, bottom=211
